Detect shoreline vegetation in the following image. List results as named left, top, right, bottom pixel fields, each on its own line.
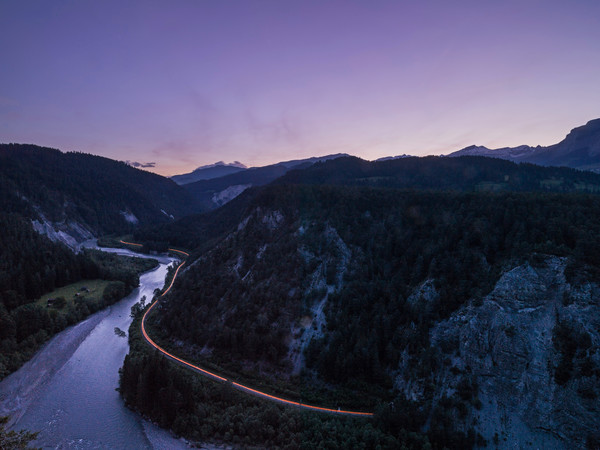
left=122, top=309, right=415, bottom=449
left=0, top=243, right=158, bottom=380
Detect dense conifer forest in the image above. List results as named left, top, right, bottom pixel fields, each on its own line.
left=121, top=178, right=600, bottom=448
left=277, top=155, right=600, bottom=192
left=133, top=155, right=600, bottom=252
left=0, top=144, right=200, bottom=235
left=0, top=213, right=157, bottom=378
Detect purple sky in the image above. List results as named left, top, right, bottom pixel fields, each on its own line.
left=1, top=0, right=599, bottom=176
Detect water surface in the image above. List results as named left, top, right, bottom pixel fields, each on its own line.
left=0, top=244, right=188, bottom=449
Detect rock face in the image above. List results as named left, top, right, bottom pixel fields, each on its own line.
left=428, top=257, right=600, bottom=448
left=31, top=214, right=94, bottom=251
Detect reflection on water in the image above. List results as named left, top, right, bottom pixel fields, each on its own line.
left=2, top=244, right=188, bottom=449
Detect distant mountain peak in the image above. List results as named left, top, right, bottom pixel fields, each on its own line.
left=171, top=161, right=248, bottom=185
left=375, top=154, right=412, bottom=162
left=195, top=161, right=247, bottom=170
left=448, top=119, right=600, bottom=172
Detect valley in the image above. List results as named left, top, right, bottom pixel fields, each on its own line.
left=2, top=133, right=600, bottom=448
left=3, top=3, right=600, bottom=447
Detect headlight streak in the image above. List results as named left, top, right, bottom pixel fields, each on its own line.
left=121, top=240, right=373, bottom=417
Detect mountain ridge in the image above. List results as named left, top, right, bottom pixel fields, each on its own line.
left=170, top=161, right=247, bottom=185
left=181, top=153, right=349, bottom=209
left=0, top=143, right=201, bottom=245
left=449, top=118, right=600, bottom=172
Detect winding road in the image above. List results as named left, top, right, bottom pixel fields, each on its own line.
left=120, top=240, right=374, bottom=417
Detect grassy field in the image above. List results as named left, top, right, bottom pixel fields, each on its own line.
left=36, top=279, right=113, bottom=312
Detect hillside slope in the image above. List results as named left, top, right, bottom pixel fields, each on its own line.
left=133, top=154, right=600, bottom=253
left=0, top=144, right=201, bottom=243
left=277, top=155, right=600, bottom=192
left=182, top=153, right=348, bottom=210
left=135, top=184, right=600, bottom=448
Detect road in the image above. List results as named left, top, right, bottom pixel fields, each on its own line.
left=120, top=240, right=374, bottom=417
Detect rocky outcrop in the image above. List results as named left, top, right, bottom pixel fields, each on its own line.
left=31, top=215, right=94, bottom=251
left=426, top=257, right=600, bottom=448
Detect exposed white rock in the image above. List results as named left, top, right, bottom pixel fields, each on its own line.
left=421, top=256, right=600, bottom=449
left=31, top=215, right=94, bottom=251
left=288, top=224, right=352, bottom=375
left=120, top=210, right=139, bottom=224
left=212, top=184, right=251, bottom=207
left=261, top=210, right=284, bottom=230
left=160, top=209, right=175, bottom=220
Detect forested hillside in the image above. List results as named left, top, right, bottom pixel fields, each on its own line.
left=132, top=188, right=258, bottom=252
left=0, top=212, right=158, bottom=378
left=131, top=155, right=600, bottom=253
left=278, top=155, right=600, bottom=192
left=181, top=154, right=348, bottom=210
left=0, top=144, right=200, bottom=238
left=123, top=183, right=600, bottom=448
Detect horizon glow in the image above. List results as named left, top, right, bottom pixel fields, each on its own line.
left=1, top=0, right=599, bottom=176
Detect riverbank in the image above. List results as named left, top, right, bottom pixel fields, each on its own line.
left=0, top=308, right=110, bottom=426
left=0, top=247, right=189, bottom=448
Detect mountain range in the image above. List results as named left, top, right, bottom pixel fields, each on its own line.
left=4, top=118, right=600, bottom=448
left=178, top=153, right=348, bottom=210
left=134, top=153, right=600, bottom=254
left=449, top=118, right=600, bottom=172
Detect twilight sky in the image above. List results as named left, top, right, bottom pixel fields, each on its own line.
left=1, top=0, right=599, bottom=176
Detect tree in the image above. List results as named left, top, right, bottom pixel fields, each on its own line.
left=0, top=416, right=38, bottom=449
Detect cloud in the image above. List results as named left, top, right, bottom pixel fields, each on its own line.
left=125, top=160, right=156, bottom=168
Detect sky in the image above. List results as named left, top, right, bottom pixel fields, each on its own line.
left=1, top=0, right=599, bottom=176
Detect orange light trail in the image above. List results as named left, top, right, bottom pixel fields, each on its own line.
left=120, top=240, right=142, bottom=247
left=167, top=248, right=189, bottom=257
left=119, top=240, right=190, bottom=258
left=131, top=241, right=373, bottom=417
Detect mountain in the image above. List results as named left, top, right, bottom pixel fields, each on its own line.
left=182, top=153, right=348, bottom=210
left=0, top=143, right=197, bottom=380
left=170, top=161, right=247, bottom=185
left=133, top=155, right=600, bottom=253
left=0, top=144, right=201, bottom=246
left=450, top=144, right=542, bottom=159
left=277, top=154, right=600, bottom=193
left=126, top=182, right=600, bottom=448
left=449, top=118, right=600, bottom=172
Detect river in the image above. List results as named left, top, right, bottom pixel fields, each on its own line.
left=0, top=243, right=190, bottom=449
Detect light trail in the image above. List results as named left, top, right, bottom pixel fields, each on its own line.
left=131, top=240, right=373, bottom=417
left=167, top=248, right=189, bottom=257
left=119, top=240, right=190, bottom=258
left=119, top=240, right=142, bottom=247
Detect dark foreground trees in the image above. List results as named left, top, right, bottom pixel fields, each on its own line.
left=0, top=416, right=38, bottom=450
